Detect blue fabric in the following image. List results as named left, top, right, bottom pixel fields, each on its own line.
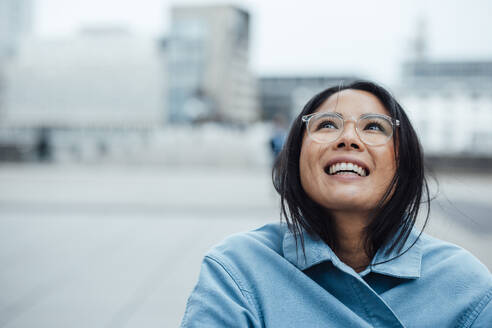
left=181, top=223, right=492, bottom=327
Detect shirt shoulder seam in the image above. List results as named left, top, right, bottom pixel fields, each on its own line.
left=457, top=286, right=492, bottom=328
left=205, top=254, right=264, bottom=321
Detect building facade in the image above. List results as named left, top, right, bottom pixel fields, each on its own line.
left=398, top=61, right=492, bottom=156
left=259, top=76, right=356, bottom=121
left=1, top=27, right=166, bottom=161
left=167, top=5, right=258, bottom=123
left=0, top=0, right=32, bottom=59
left=3, top=27, right=165, bottom=127
left=0, top=0, right=33, bottom=125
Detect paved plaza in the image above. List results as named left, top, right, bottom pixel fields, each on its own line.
left=0, top=164, right=491, bottom=327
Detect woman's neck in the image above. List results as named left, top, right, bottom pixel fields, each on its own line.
left=331, top=211, right=372, bottom=273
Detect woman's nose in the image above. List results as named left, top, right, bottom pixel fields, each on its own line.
left=335, top=121, right=364, bottom=150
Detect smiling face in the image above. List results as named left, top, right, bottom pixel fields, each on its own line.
left=299, top=89, right=397, bottom=216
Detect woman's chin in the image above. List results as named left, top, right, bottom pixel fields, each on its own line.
left=320, top=195, right=378, bottom=214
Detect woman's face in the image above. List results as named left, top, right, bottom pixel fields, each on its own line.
left=299, top=89, right=397, bottom=215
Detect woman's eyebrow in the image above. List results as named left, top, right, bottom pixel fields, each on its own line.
left=318, top=109, right=342, bottom=116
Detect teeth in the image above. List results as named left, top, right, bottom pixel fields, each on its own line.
left=328, top=162, right=367, bottom=176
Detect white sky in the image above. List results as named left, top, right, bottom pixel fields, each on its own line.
left=34, top=0, right=492, bottom=84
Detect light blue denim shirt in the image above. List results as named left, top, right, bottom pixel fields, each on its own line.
left=181, top=223, right=492, bottom=327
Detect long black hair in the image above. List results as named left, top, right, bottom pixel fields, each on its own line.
left=272, top=80, right=430, bottom=260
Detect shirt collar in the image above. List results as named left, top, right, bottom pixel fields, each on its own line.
left=368, top=229, right=422, bottom=279
left=282, top=226, right=422, bottom=279
left=282, top=227, right=336, bottom=271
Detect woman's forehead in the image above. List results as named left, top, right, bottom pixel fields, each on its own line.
left=316, top=89, right=389, bottom=116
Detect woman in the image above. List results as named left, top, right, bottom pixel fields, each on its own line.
left=180, top=81, right=492, bottom=327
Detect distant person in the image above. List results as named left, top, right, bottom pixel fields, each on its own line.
left=180, top=81, right=492, bottom=327
left=36, top=127, right=52, bottom=162
left=269, top=113, right=287, bottom=163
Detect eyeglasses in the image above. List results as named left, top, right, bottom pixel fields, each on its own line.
left=301, top=112, right=400, bottom=146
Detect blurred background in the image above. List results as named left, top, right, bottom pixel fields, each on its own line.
left=0, top=0, right=491, bottom=327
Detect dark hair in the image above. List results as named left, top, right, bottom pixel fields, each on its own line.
left=272, top=80, right=430, bottom=261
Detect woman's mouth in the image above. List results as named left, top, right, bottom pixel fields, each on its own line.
left=324, top=162, right=369, bottom=177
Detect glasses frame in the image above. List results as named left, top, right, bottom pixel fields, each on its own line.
left=301, top=112, right=400, bottom=146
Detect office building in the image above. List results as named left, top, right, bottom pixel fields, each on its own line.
left=0, top=0, right=33, bottom=124
left=399, top=60, right=492, bottom=156
left=0, top=0, right=32, bottom=58
left=4, top=27, right=165, bottom=127
left=1, top=27, right=166, bottom=161
left=259, top=76, right=356, bottom=121
left=167, top=5, right=258, bottom=123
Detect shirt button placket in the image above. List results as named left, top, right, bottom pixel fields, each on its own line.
left=349, top=276, right=405, bottom=328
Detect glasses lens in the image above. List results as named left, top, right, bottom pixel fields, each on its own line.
left=357, top=115, right=394, bottom=145
left=308, top=113, right=343, bottom=143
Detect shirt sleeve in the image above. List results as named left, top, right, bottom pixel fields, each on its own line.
left=471, top=294, right=492, bottom=328
left=180, top=255, right=261, bottom=328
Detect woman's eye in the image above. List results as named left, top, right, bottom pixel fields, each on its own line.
left=364, top=122, right=385, bottom=132
left=317, top=120, right=338, bottom=130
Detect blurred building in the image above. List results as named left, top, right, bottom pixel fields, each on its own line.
left=0, top=0, right=33, bottom=122
left=0, top=0, right=33, bottom=160
left=167, top=5, right=258, bottom=124
left=259, top=76, right=356, bottom=121
left=399, top=60, right=492, bottom=157
left=0, top=0, right=32, bottom=59
left=398, top=16, right=492, bottom=159
left=1, top=27, right=166, bottom=161
left=4, top=27, right=165, bottom=127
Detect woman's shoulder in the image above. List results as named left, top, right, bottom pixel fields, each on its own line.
left=416, top=233, right=492, bottom=326
left=418, top=232, right=491, bottom=283
left=205, top=222, right=286, bottom=263
left=181, top=224, right=286, bottom=327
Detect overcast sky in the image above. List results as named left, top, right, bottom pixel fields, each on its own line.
left=34, top=0, right=492, bottom=84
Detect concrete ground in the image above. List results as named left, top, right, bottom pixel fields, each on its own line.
left=0, top=164, right=490, bottom=328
